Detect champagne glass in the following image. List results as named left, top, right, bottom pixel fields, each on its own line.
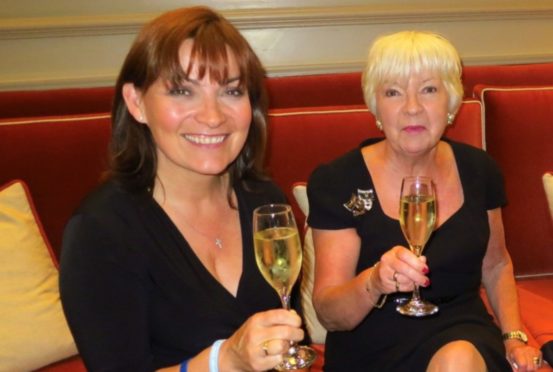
left=253, top=204, right=317, bottom=370
left=396, top=176, right=439, bottom=317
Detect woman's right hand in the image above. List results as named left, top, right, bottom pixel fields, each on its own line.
left=375, top=245, right=430, bottom=294
left=220, top=309, right=305, bottom=372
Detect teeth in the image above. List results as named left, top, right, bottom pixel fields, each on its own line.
left=184, top=134, right=225, bottom=145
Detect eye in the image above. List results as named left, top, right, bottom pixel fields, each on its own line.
left=422, top=85, right=438, bottom=94
left=225, top=87, right=245, bottom=97
left=384, top=88, right=400, bottom=97
left=168, top=86, right=192, bottom=96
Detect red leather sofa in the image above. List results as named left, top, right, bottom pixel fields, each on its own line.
left=1, top=63, right=552, bottom=371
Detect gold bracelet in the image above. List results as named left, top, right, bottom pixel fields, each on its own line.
left=365, top=261, right=387, bottom=309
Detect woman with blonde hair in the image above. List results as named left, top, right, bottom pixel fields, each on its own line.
left=308, top=31, right=542, bottom=371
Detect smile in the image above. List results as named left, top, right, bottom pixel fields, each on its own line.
left=184, top=134, right=226, bottom=145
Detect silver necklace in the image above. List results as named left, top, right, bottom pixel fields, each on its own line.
left=180, top=215, right=223, bottom=249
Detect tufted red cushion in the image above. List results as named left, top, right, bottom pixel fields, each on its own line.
left=475, top=86, right=553, bottom=277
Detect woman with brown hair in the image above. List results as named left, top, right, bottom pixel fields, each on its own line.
left=60, top=6, right=305, bottom=372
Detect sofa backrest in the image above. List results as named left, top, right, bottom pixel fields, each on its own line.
left=463, top=62, right=553, bottom=98
left=0, top=114, right=111, bottom=257
left=474, top=85, right=553, bottom=277
left=2, top=62, right=553, bottom=119
left=266, top=72, right=364, bottom=109
left=265, top=100, right=483, bottom=229
left=0, top=87, right=115, bottom=119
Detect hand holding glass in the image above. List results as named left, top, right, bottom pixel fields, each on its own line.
left=253, top=204, right=316, bottom=370
left=396, top=176, right=438, bottom=317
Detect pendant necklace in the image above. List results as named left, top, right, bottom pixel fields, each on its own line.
left=180, top=215, right=223, bottom=249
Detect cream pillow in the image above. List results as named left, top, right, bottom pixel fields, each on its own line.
left=292, top=183, right=327, bottom=344
left=0, top=180, right=77, bottom=372
left=544, top=172, right=553, bottom=221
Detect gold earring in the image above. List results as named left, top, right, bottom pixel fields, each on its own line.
left=447, top=113, right=455, bottom=125
left=376, top=120, right=383, bottom=131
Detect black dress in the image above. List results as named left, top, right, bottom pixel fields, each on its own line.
left=60, top=179, right=294, bottom=371
left=307, top=138, right=511, bottom=372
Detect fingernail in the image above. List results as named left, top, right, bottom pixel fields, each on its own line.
left=422, top=266, right=429, bottom=274
left=424, top=279, right=431, bottom=287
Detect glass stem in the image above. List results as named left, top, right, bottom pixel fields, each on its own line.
left=280, top=288, right=291, bottom=310
left=279, top=289, right=298, bottom=354
left=412, top=284, right=422, bottom=302
left=411, top=244, right=423, bottom=302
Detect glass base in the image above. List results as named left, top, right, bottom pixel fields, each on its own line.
left=396, top=298, right=439, bottom=317
left=275, top=345, right=317, bottom=370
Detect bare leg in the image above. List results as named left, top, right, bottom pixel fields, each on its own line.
left=427, top=340, right=486, bottom=372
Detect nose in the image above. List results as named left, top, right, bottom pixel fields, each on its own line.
left=404, top=92, right=423, bottom=115
left=196, top=96, right=225, bottom=128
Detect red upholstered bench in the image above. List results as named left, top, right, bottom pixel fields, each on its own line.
left=1, top=94, right=551, bottom=370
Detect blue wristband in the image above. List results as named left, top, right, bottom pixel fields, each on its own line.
left=209, top=339, right=225, bottom=372
left=179, top=359, right=189, bottom=372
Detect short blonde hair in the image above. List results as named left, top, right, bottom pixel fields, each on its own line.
left=362, top=31, right=463, bottom=116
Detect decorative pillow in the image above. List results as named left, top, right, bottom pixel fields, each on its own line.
left=292, top=183, right=327, bottom=344
left=0, top=180, right=77, bottom=371
left=544, top=172, right=553, bottom=221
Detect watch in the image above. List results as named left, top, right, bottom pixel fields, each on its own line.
left=502, top=330, right=528, bottom=344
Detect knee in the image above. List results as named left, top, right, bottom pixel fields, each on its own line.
left=427, top=340, right=486, bottom=372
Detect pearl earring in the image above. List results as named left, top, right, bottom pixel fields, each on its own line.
left=447, top=113, right=455, bottom=125
left=376, top=120, right=383, bottom=131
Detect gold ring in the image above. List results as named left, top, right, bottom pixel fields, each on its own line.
left=262, top=341, right=269, bottom=357
left=393, top=271, right=400, bottom=292
left=533, top=356, right=541, bottom=365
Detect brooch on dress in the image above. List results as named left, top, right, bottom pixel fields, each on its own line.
left=343, top=189, right=375, bottom=216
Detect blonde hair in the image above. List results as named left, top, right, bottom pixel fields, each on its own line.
left=362, top=30, right=463, bottom=116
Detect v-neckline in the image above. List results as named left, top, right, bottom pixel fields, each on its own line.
left=361, top=139, right=466, bottom=231
left=149, top=185, right=248, bottom=301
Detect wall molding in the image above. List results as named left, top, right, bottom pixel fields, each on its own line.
left=2, top=3, right=553, bottom=91
left=2, top=4, right=553, bottom=40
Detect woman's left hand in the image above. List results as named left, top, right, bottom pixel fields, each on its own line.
left=506, top=341, right=543, bottom=371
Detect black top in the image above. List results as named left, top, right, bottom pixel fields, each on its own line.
left=307, top=138, right=511, bottom=372
left=60, top=179, right=293, bottom=371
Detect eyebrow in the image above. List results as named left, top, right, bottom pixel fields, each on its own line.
left=183, top=76, right=241, bottom=85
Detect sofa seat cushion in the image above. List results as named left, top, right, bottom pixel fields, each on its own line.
left=516, top=286, right=553, bottom=346
left=0, top=180, right=78, bottom=371
left=36, top=355, right=86, bottom=372
left=474, top=86, right=553, bottom=277
left=516, top=277, right=553, bottom=303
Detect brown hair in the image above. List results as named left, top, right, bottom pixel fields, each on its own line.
left=110, top=6, right=268, bottom=193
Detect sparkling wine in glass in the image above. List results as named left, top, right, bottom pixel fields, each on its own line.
left=253, top=204, right=316, bottom=370
left=396, top=176, right=439, bottom=317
